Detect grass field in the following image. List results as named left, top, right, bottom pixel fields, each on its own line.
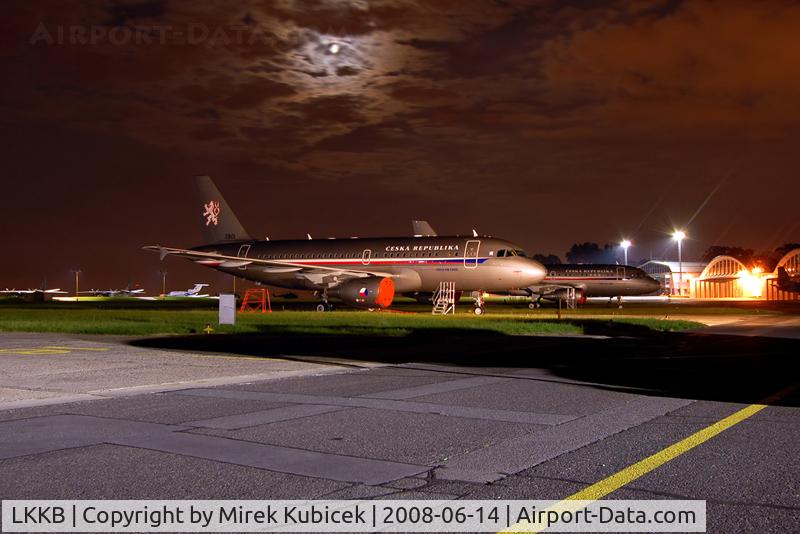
left=0, top=299, right=708, bottom=337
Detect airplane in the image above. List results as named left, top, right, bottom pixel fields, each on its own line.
left=79, top=283, right=145, bottom=297
left=776, top=267, right=800, bottom=293
left=0, top=287, right=67, bottom=296
left=144, top=176, right=546, bottom=314
left=409, top=221, right=660, bottom=307
left=0, top=283, right=68, bottom=302
left=510, top=264, right=662, bottom=308
left=166, top=283, right=211, bottom=298
left=1, top=287, right=67, bottom=297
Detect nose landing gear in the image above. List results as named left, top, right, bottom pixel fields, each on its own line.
left=472, top=291, right=486, bottom=315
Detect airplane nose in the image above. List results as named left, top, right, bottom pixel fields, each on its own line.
left=521, top=259, right=547, bottom=285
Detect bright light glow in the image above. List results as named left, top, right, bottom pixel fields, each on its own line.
left=672, top=230, right=686, bottom=241
left=621, top=239, right=632, bottom=249
left=752, top=266, right=763, bottom=274
left=737, top=269, right=763, bottom=298
left=328, top=43, right=340, bottom=54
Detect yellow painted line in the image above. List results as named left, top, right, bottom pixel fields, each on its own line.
left=42, top=346, right=110, bottom=352
left=502, top=385, right=797, bottom=533
left=0, top=346, right=111, bottom=355
left=0, top=347, right=72, bottom=355
left=0, top=345, right=279, bottom=362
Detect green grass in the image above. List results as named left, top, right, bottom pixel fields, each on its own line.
left=0, top=303, right=704, bottom=337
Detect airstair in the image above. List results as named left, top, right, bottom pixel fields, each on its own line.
left=239, top=288, right=272, bottom=313
left=432, top=282, right=456, bottom=315
left=564, top=287, right=576, bottom=309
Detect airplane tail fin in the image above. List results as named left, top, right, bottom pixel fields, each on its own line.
left=194, top=176, right=252, bottom=244
left=190, top=283, right=209, bottom=295
left=777, top=267, right=791, bottom=286
left=412, top=220, right=437, bottom=237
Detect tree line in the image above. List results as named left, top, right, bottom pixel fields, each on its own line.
left=533, top=242, right=799, bottom=269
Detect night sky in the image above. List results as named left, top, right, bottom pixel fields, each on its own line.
left=2, top=1, right=799, bottom=292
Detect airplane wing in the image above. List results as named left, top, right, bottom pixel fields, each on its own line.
left=143, top=245, right=394, bottom=288
left=528, top=283, right=586, bottom=294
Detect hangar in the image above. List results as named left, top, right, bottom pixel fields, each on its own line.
left=643, top=247, right=800, bottom=301
left=639, top=261, right=706, bottom=296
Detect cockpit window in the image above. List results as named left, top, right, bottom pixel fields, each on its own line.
left=497, top=249, right=528, bottom=258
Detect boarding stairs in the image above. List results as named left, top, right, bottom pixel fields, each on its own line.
left=239, top=288, right=272, bottom=313
left=564, top=287, right=576, bottom=309
left=432, top=282, right=456, bottom=315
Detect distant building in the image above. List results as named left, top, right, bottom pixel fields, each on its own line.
left=640, top=261, right=706, bottom=296
left=641, top=247, right=800, bottom=300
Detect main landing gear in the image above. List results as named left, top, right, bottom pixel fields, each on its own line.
left=472, top=291, right=486, bottom=315
left=528, top=296, right=542, bottom=309
left=315, top=291, right=334, bottom=312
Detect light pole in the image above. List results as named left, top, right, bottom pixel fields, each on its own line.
left=672, top=231, right=686, bottom=296
left=71, top=269, right=81, bottom=301
left=620, top=239, right=632, bottom=266
left=159, top=270, right=167, bottom=297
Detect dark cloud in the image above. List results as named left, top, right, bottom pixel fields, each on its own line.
left=106, top=0, right=167, bottom=27
left=215, top=77, right=296, bottom=109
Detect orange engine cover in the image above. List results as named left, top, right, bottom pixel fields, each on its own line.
left=332, top=277, right=395, bottom=309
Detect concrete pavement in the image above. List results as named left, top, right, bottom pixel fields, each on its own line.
left=0, top=327, right=798, bottom=532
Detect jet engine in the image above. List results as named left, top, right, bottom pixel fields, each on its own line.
left=545, top=288, right=586, bottom=305
left=331, top=277, right=395, bottom=309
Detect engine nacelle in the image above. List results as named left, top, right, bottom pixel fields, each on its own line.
left=544, top=288, right=586, bottom=305
left=331, top=277, right=395, bottom=309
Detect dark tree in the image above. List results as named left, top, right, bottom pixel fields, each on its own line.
left=533, top=253, right=562, bottom=265
left=565, top=243, right=617, bottom=264
left=701, top=246, right=755, bottom=264
left=774, top=242, right=800, bottom=259
left=754, top=243, right=800, bottom=271
left=566, top=242, right=600, bottom=263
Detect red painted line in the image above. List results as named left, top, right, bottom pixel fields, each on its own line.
left=545, top=277, right=622, bottom=281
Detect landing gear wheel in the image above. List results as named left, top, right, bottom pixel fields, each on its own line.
left=473, top=306, right=485, bottom=316
left=316, top=303, right=326, bottom=312
left=528, top=302, right=539, bottom=310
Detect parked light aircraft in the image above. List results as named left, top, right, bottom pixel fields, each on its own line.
left=80, top=283, right=145, bottom=297
left=144, top=177, right=546, bottom=314
left=0, top=287, right=67, bottom=296
left=1, top=282, right=67, bottom=302
left=166, top=284, right=210, bottom=297
left=409, top=221, right=660, bottom=306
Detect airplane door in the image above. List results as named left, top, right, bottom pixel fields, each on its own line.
left=616, top=266, right=625, bottom=279
left=362, top=249, right=372, bottom=265
left=237, top=244, right=251, bottom=270
left=464, top=240, right=481, bottom=269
